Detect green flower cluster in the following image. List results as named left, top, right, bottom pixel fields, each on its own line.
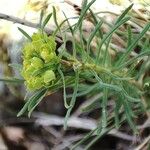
left=22, top=31, right=59, bottom=90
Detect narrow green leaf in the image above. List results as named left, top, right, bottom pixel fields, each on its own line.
left=136, top=56, right=149, bottom=80
left=115, top=3, right=133, bottom=24
left=114, top=99, right=122, bottom=128
left=123, top=90, right=141, bottom=103
left=82, top=0, right=88, bottom=8
left=62, top=11, right=77, bottom=58
left=42, top=13, right=52, bottom=28
left=92, top=71, right=122, bottom=92
left=71, top=128, right=96, bottom=150
left=141, top=38, right=149, bottom=52
left=64, top=71, right=79, bottom=130
left=79, top=21, right=86, bottom=58
left=103, top=2, right=132, bottom=66
left=87, top=20, right=103, bottom=56
left=104, top=70, right=132, bottom=81
left=17, top=99, right=31, bottom=117
left=39, top=10, right=44, bottom=28
left=116, top=50, right=150, bottom=70
left=62, top=11, right=74, bottom=35
left=116, top=22, right=150, bottom=66
left=70, top=83, right=98, bottom=98
left=58, top=66, right=70, bottom=108
left=89, top=9, right=103, bottom=38
left=121, top=94, right=137, bottom=133
left=85, top=127, right=113, bottom=149
left=53, top=16, right=78, bottom=36
left=100, top=82, right=122, bottom=92
left=0, top=77, right=24, bottom=84
left=82, top=98, right=100, bottom=112
left=74, top=0, right=96, bottom=31
left=28, top=89, right=47, bottom=117
left=96, top=17, right=130, bottom=63
left=78, top=0, right=88, bottom=53
left=124, top=106, right=137, bottom=133
left=127, top=25, right=132, bottom=47
left=53, top=7, right=60, bottom=32
left=27, top=89, right=47, bottom=111
left=102, top=36, right=112, bottom=66
left=18, top=27, right=32, bottom=41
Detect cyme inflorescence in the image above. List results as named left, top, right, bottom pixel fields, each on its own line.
left=22, top=31, right=59, bottom=90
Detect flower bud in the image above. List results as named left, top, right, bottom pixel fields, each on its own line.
left=21, top=31, right=59, bottom=90
left=41, top=49, right=51, bottom=63
left=31, top=57, right=43, bottom=69
left=44, top=70, right=56, bottom=84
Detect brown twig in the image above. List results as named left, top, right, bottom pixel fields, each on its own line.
left=0, top=13, right=62, bottom=43
left=0, top=13, right=39, bottom=29
left=34, top=112, right=140, bottom=142
left=52, top=135, right=84, bottom=150
left=134, top=135, right=150, bottom=150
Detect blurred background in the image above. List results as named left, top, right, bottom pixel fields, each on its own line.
left=0, top=0, right=149, bottom=149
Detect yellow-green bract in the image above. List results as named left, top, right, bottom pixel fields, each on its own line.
left=21, top=31, right=59, bottom=90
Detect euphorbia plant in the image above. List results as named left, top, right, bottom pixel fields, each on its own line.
left=21, top=32, right=59, bottom=90
left=1, top=1, right=150, bottom=149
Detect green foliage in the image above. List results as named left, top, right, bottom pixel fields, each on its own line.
left=17, top=88, right=47, bottom=117
left=0, top=2, right=150, bottom=149
left=18, top=27, right=32, bottom=41
left=0, top=77, right=24, bottom=84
